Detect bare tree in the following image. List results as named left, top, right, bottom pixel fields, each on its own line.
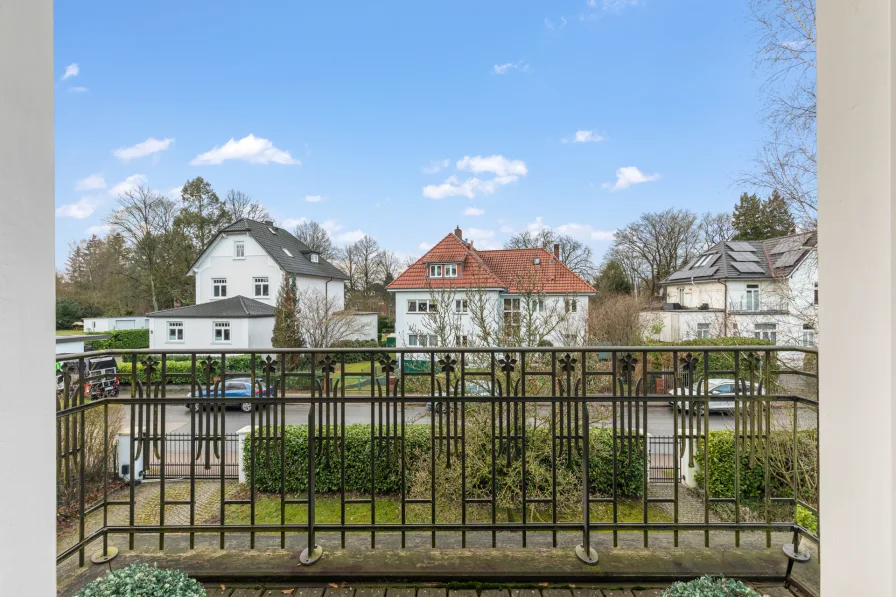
left=296, top=288, right=368, bottom=348
left=588, top=293, right=652, bottom=346
left=505, top=229, right=595, bottom=279
left=294, top=220, right=337, bottom=260
left=406, top=284, right=466, bottom=349
left=742, top=0, right=817, bottom=227
left=223, top=189, right=270, bottom=222
left=105, top=185, right=175, bottom=312
left=377, top=250, right=403, bottom=283
left=698, top=211, right=734, bottom=249
left=351, top=235, right=382, bottom=295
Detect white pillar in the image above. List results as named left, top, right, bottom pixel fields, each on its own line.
left=818, top=0, right=895, bottom=594
left=237, top=426, right=252, bottom=483
left=0, top=1, right=54, bottom=593
left=117, top=434, right=145, bottom=483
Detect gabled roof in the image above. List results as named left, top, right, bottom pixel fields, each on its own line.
left=189, top=219, right=349, bottom=280
left=146, top=295, right=276, bottom=318
left=386, top=233, right=596, bottom=294
left=661, top=231, right=817, bottom=285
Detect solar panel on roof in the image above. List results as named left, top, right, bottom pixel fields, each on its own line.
left=773, top=250, right=803, bottom=268
left=667, top=266, right=718, bottom=280
left=729, top=251, right=760, bottom=262
left=726, top=241, right=756, bottom=252
left=770, top=234, right=811, bottom=254
left=731, top=261, right=765, bottom=274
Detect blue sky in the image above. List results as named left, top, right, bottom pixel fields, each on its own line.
left=54, top=0, right=764, bottom=268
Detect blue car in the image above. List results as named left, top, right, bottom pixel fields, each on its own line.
left=186, top=377, right=275, bottom=413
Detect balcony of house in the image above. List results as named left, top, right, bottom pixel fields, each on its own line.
left=727, top=297, right=791, bottom=315
left=55, top=346, right=820, bottom=597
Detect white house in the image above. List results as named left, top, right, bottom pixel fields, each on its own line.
left=56, top=334, right=109, bottom=355
left=642, top=232, right=818, bottom=346
left=146, top=218, right=357, bottom=351
left=83, top=316, right=149, bottom=332
left=387, top=227, right=596, bottom=349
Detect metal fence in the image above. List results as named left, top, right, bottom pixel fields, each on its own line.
left=144, top=433, right=240, bottom=480
left=55, top=346, right=819, bottom=575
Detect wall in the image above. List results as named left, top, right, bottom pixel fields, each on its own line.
left=248, top=317, right=275, bottom=350
left=346, top=312, right=378, bottom=341
left=148, top=317, right=261, bottom=351
left=55, top=338, right=85, bottom=355
left=83, top=316, right=150, bottom=332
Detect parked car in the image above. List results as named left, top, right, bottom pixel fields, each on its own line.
left=83, top=356, right=120, bottom=398
left=668, top=378, right=764, bottom=413
left=427, top=380, right=491, bottom=413
left=186, top=377, right=275, bottom=413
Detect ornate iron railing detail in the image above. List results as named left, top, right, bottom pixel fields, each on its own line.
left=54, top=345, right=819, bottom=577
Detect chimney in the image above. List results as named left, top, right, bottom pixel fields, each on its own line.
left=264, top=220, right=274, bottom=226
left=553, top=243, right=561, bottom=259
left=454, top=225, right=463, bottom=239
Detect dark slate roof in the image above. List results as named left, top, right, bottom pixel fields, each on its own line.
left=661, top=231, right=817, bottom=285
left=190, top=218, right=349, bottom=280
left=146, top=296, right=276, bottom=318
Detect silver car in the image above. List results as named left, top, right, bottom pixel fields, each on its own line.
left=668, top=378, right=763, bottom=413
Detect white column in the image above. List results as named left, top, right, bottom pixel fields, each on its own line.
left=0, top=0, right=54, bottom=593
left=818, top=0, right=895, bottom=594
left=237, top=426, right=252, bottom=483
left=117, top=434, right=145, bottom=483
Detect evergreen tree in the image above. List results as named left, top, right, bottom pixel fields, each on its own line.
left=594, top=259, right=633, bottom=295
left=271, top=273, right=302, bottom=369
left=732, top=191, right=797, bottom=240
left=176, top=177, right=229, bottom=252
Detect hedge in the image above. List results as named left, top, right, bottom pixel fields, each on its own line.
left=244, top=424, right=645, bottom=497
left=117, top=358, right=313, bottom=389
left=88, top=329, right=149, bottom=350
left=329, top=339, right=380, bottom=363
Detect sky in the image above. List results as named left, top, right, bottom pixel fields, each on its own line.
left=54, top=0, right=765, bottom=269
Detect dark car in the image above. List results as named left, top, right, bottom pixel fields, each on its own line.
left=186, top=377, right=275, bottom=413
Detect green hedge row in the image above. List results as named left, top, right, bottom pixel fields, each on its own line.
left=329, top=339, right=380, bottom=363
left=117, top=358, right=313, bottom=389
left=244, top=424, right=646, bottom=497
left=88, top=329, right=149, bottom=350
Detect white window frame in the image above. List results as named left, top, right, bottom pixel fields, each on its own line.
left=503, top=298, right=521, bottom=330
left=565, top=298, right=578, bottom=313
left=753, top=322, right=777, bottom=343
left=802, top=325, right=816, bottom=346
left=212, top=278, right=227, bottom=298
left=254, top=276, right=269, bottom=298
left=167, top=321, right=184, bottom=343
left=444, top=263, right=458, bottom=278
left=429, top=264, right=443, bottom=278
left=696, top=322, right=711, bottom=339
left=745, top=284, right=760, bottom=311
left=310, top=253, right=320, bottom=263
left=408, top=299, right=436, bottom=313
left=407, top=334, right=437, bottom=347
left=454, top=299, right=468, bottom=313
left=213, top=321, right=231, bottom=343
left=454, top=334, right=469, bottom=347
left=234, top=241, right=245, bottom=259
left=678, top=287, right=685, bottom=305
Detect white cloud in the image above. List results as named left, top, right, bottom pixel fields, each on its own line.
left=56, top=197, right=100, bottom=219
left=463, top=207, right=485, bottom=216
left=113, top=138, right=175, bottom=161
left=465, top=228, right=495, bottom=240
left=337, top=229, right=365, bottom=244
left=68, top=86, right=89, bottom=93
left=281, top=217, right=308, bottom=230
left=602, top=166, right=660, bottom=191
left=109, top=174, right=148, bottom=197
left=419, top=242, right=433, bottom=251
left=457, top=154, right=528, bottom=177
left=493, top=61, right=529, bottom=75
left=62, top=63, right=79, bottom=80
left=527, top=217, right=549, bottom=233
left=166, top=186, right=183, bottom=200
left=304, top=195, right=325, bottom=203
left=423, top=155, right=527, bottom=200
left=591, top=0, right=638, bottom=11
left=500, top=224, right=514, bottom=233
left=75, top=174, right=106, bottom=191
left=422, top=159, right=451, bottom=174
left=555, top=222, right=616, bottom=241
left=86, top=224, right=112, bottom=237
left=544, top=16, right=567, bottom=30
left=564, top=130, right=604, bottom=143
left=190, top=134, right=299, bottom=166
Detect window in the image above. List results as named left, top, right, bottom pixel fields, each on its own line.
left=212, top=278, right=227, bottom=298
left=531, top=298, right=544, bottom=312
left=444, top=264, right=458, bottom=278
left=454, top=334, right=469, bottom=346
left=254, top=277, right=269, bottom=297
left=268, top=227, right=277, bottom=235
left=234, top=241, right=245, bottom=259
left=753, top=323, right=777, bottom=343
left=565, top=298, right=578, bottom=313
left=408, top=299, right=436, bottom=312
left=814, top=282, right=818, bottom=305
left=745, top=284, right=760, bottom=311
left=167, top=321, right=184, bottom=342
left=455, top=299, right=468, bottom=313
left=503, top=298, right=521, bottom=331
left=310, top=253, right=320, bottom=263
left=429, top=264, right=443, bottom=278
left=213, top=322, right=231, bottom=343
left=693, top=253, right=715, bottom=267
left=802, top=324, right=816, bottom=346
left=282, top=248, right=293, bottom=257
left=678, top=288, right=685, bottom=305
left=696, top=323, right=710, bottom=339
left=408, top=334, right=437, bottom=347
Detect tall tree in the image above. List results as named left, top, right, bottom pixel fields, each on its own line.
left=223, top=189, right=269, bottom=222
left=742, top=0, right=817, bottom=227
left=348, top=235, right=382, bottom=296
left=697, top=211, right=735, bottom=248
left=176, top=176, right=228, bottom=251
left=271, top=273, right=301, bottom=368
left=732, top=191, right=797, bottom=240
left=504, top=229, right=595, bottom=279
left=293, top=220, right=337, bottom=260
left=594, top=258, right=633, bottom=295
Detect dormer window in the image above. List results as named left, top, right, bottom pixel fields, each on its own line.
left=310, top=253, right=320, bottom=263
left=429, top=263, right=458, bottom=278
left=444, top=264, right=458, bottom=278
left=234, top=241, right=245, bottom=259
left=429, top=264, right=443, bottom=278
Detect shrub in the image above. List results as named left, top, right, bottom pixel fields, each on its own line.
left=661, top=576, right=762, bottom=597
left=76, top=563, right=205, bottom=597
left=330, top=339, right=380, bottom=363
left=117, top=357, right=314, bottom=389
left=796, top=504, right=818, bottom=536
left=89, top=329, right=149, bottom=350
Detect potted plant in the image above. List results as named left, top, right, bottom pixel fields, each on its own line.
left=76, top=563, right=205, bottom=597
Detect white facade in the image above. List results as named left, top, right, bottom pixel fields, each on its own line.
left=392, top=288, right=591, bottom=348
left=642, top=252, right=818, bottom=346
left=83, top=316, right=150, bottom=332
left=148, top=316, right=274, bottom=352
left=191, top=231, right=345, bottom=308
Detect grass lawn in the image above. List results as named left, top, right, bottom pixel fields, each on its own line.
left=55, top=329, right=88, bottom=336
left=224, top=492, right=672, bottom=528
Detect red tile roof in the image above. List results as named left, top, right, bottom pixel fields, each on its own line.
left=386, top=233, right=596, bottom=294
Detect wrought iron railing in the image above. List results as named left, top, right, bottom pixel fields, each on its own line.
left=55, top=346, right=818, bottom=577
